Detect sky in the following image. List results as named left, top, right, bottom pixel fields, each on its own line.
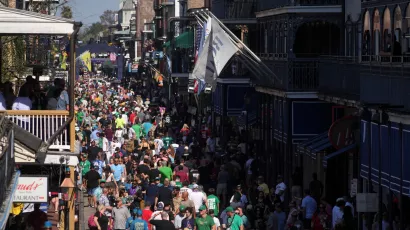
left=65, top=0, right=119, bottom=27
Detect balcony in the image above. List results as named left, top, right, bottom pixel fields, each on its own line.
left=257, top=0, right=341, bottom=11
left=257, top=53, right=319, bottom=91
left=318, top=56, right=360, bottom=102
left=5, top=110, right=72, bottom=163
left=360, top=55, right=410, bottom=111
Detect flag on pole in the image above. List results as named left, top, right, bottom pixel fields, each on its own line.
left=192, top=19, right=239, bottom=86
left=79, top=51, right=92, bottom=72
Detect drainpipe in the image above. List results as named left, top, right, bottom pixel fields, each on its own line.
left=39, top=22, right=82, bottom=152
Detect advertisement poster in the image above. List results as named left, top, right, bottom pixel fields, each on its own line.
left=14, top=176, right=48, bottom=203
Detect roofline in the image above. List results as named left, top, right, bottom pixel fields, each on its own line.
left=0, top=5, right=77, bottom=24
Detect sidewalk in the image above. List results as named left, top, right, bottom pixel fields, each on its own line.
left=82, top=195, right=96, bottom=230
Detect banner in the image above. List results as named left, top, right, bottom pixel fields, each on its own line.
left=14, top=176, right=48, bottom=203
left=192, top=20, right=238, bottom=85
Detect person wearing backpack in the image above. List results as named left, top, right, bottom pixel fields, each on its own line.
left=90, top=204, right=109, bottom=230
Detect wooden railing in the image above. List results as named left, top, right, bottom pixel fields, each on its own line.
left=5, top=110, right=71, bottom=151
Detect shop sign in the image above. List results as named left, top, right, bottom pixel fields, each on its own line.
left=14, top=176, right=48, bottom=203
left=328, top=115, right=360, bottom=150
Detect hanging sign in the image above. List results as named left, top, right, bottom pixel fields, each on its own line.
left=14, top=176, right=48, bottom=203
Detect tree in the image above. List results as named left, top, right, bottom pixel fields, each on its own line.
left=60, top=6, right=73, bottom=19
left=79, top=22, right=106, bottom=43
left=100, top=10, right=117, bottom=27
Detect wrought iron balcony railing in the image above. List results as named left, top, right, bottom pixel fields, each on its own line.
left=258, top=0, right=341, bottom=11
left=318, top=56, right=360, bottom=100
left=258, top=53, right=319, bottom=91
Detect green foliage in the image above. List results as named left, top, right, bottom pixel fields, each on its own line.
left=79, top=22, right=106, bottom=43
left=60, top=6, right=73, bottom=19
left=1, top=36, right=26, bottom=82
left=100, top=10, right=117, bottom=27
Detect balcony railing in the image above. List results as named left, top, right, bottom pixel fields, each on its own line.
left=360, top=55, right=410, bottom=111
left=258, top=53, right=318, bottom=91
left=318, top=56, right=360, bottom=100
left=6, top=110, right=70, bottom=151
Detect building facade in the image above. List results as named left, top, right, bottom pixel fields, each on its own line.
left=318, top=0, right=410, bottom=224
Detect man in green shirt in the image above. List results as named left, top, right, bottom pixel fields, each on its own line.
left=79, top=154, right=91, bottom=190
left=195, top=205, right=215, bottom=230
left=76, top=108, right=84, bottom=127
left=158, top=161, right=173, bottom=184
left=225, top=206, right=244, bottom=230
left=132, top=122, right=142, bottom=140
left=206, top=188, right=220, bottom=216
left=162, top=133, right=173, bottom=149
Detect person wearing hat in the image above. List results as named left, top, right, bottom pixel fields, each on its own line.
left=126, top=208, right=148, bottom=230
left=190, top=184, right=207, bottom=215
left=149, top=211, right=175, bottom=230
left=112, top=197, right=131, bottom=230
left=195, top=205, right=215, bottom=230
left=174, top=205, right=186, bottom=229
left=151, top=202, right=165, bottom=221
left=225, top=206, right=243, bottom=230
left=207, top=188, right=220, bottom=216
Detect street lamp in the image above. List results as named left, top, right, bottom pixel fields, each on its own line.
left=60, top=166, right=75, bottom=230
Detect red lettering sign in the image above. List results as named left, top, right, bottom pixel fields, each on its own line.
left=17, top=178, right=44, bottom=191
left=328, top=115, right=360, bottom=150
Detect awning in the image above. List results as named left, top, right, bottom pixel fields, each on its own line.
left=0, top=6, right=76, bottom=35
left=163, top=30, right=194, bottom=48
left=322, top=143, right=357, bottom=168
left=297, top=132, right=331, bottom=160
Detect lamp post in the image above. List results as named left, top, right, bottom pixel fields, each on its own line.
left=60, top=165, right=75, bottom=230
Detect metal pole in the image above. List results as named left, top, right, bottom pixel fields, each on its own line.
left=399, top=122, right=404, bottom=230
left=366, top=110, right=372, bottom=229
left=378, top=110, right=382, bottom=230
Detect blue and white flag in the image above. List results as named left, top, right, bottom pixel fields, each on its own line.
left=198, top=21, right=207, bottom=57
left=192, top=19, right=238, bottom=86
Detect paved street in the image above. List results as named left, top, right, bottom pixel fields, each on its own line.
left=83, top=205, right=96, bottom=230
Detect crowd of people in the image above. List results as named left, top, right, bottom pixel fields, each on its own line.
left=73, top=78, right=361, bottom=230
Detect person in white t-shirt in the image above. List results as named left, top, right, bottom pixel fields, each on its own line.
left=189, top=184, right=207, bottom=214
left=275, top=175, right=287, bottom=202
left=209, top=209, right=221, bottom=230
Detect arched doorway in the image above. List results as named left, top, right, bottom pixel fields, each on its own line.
left=373, top=9, right=381, bottom=55
left=293, top=21, right=340, bottom=58
left=363, top=10, right=371, bottom=55
left=382, top=7, right=391, bottom=52
left=394, top=6, right=403, bottom=55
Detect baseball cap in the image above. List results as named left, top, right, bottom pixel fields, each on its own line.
left=157, top=202, right=164, bottom=210
left=100, top=179, right=106, bottom=184
left=155, top=177, right=160, bottom=181
left=133, top=208, right=143, bottom=216
left=179, top=205, right=186, bottom=212
left=225, top=206, right=234, bottom=212
left=198, top=205, right=207, bottom=211
left=192, top=184, right=199, bottom=189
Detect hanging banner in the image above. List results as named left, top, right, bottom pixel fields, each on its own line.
left=14, top=176, right=48, bottom=203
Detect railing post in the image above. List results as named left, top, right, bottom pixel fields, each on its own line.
left=70, top=120, right=75, bottom=152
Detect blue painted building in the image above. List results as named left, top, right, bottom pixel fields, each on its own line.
left=317, top=0, right=410, bottom=225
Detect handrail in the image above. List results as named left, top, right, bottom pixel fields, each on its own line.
left=5, top=110, right=69, bottom=116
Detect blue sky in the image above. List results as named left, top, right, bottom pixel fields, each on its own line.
left=64, top=0, right=119, bottom=26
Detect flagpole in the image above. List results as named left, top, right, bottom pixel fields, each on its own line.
left=196, top=10, right=281, bottom=84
